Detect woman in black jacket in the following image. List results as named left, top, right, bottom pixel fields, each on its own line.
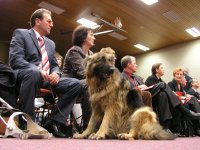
left=168, top=67, right=200, bottom=136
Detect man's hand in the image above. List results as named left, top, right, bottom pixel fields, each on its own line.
left=137, top=84, right=148, bottom=90
left=49, top=72, right=59, bottom=85
left=185, top=94, right=192, bottom=101
left=40, top=70, right=50, bottom=81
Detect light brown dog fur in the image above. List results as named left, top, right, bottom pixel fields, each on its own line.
left=73, top=48, right=175, bottom=140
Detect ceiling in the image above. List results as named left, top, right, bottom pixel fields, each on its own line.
left=1, top=0, right=200, bottom=60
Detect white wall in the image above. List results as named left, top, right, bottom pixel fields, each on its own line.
left=136, top=39, right=200, bottom=91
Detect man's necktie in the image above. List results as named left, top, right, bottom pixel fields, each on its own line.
left=38, top=37, right=50, bottom=74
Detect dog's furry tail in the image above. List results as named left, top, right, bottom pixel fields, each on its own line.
left=150, top=126, right=176, bottom=140
left=132, top=107, right=176, bottom=140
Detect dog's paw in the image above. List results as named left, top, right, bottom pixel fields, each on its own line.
left=88, top=133, right=105, bottom=140
left=117, top=133, right=134, bottom=140
left=73, top=133, right=88, bottom=139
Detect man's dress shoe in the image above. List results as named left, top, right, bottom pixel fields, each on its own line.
left=43, top=119, right=67, bottom=138
left=194, top=129, right=200, bottom=136
left=18, top=117, right=27, bottom=130
left=182, top=110, right=200, bottom=120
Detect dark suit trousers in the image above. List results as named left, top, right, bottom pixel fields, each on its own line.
left=141, top=91, right=152, bottom=107
left=17, top=68, right=82, bottom=124
left=148, top=82, right=181, bottom=124
left=187, top=97, right=200, bottom=113
left=149, top=82, right=181, bottom=107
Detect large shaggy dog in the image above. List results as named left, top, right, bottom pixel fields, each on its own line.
left=73, top=48, right=175, bottom=140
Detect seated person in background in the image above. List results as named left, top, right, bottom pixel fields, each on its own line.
left=9, top=8, right=82, bottom=138
left=168, top=68, right=200, bottom=135
left=144, top=62, right=183, bottom=132
left=183, top=67, right=192, bottom=92
left=62, top=25, right=94, bottom=79
left=62, top=25, right=95, bottom=130
left=55, top=52, right=82, bottom=133
left=121, top=57, right=175, bottom=126
left=187, top=78, right=200, bottom=100
left=145, top=63, right=164, bottom=86
left=181, top=76, right=187, bottom=88
left=121, top=58, right=200, bottom=133
left=54, top=52, right=63, bottom=69
left=121, top=56, right=152, bottom=107
left=168, top=68, right=200, bottom=113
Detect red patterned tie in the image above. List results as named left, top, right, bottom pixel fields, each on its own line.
left=38, top=37, right=50, bottom=74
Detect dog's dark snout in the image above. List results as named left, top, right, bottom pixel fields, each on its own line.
left=108, top=67, right=115, bottom=74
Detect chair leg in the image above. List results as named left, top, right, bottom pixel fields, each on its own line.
left=40, top=101, right=47, bottom=126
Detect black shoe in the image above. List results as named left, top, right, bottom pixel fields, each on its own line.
left=71, top=124, right=83, bottom=134
left=59, top=124, right=73, bottom=138
left=164, top=128, right=179, bottom=137
left=65, top=125, right=73, bottom=138
left=182, top=110, right=200, bottom=120
left=170, top=129, right=186, bottom=137
left=174, top=132, right=186, bottom=137
left=164, top=128, right=173, bottom=134
left=43, top=119, right=67, bottom=138
left=18, top=116, right=27, bottom=130
left=194, top=129, right=200, bottom=136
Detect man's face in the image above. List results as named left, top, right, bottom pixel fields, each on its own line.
left=181, top=77, right=187, bottom=87
left=37, top=12, right=53, bottom=35
left=128, top=58, right=137, bottom=73
left=192, top=79, right=199, bottom=89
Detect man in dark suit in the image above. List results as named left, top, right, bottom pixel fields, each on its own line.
left=9, top=9, right=82, bottom=137
left=121, top=56, right=200, bottom=133
left=183, top=68, right=192, bottom=92
left=188, top=78, right=200, bottom=100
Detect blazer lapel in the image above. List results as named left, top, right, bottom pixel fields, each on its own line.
left=29, top=29, right=41, bottom=54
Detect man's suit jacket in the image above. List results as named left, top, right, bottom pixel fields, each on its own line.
left=9, top=29, right=59, bottom=75
left=184, top=74, right=192, bottom=92
left=121, top=71, right=144, bottom=89
left=188, top=88, right=200, bottom=99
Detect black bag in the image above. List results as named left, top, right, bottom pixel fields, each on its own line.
left=0, top=61, right=17, bottom=108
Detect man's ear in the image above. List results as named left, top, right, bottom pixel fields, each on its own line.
left=35, top=18, right=41, bottom=26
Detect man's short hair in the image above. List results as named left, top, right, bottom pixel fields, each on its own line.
left=30, top=8, right=51, bottom=27
left=121, top=55, right=134, bottom=68
left=188, top=78, right=197, bottom=87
